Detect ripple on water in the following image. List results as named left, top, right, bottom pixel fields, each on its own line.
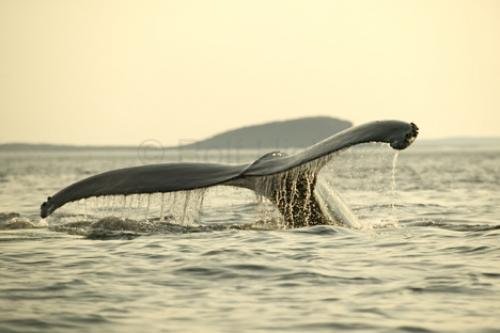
left=1, top=148, right=500, bottom=333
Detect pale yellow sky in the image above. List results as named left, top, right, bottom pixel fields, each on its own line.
left=0, top=0, right=499, bottom=145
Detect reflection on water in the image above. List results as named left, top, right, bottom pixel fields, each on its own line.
left=1, top=144, right=499, bottom=332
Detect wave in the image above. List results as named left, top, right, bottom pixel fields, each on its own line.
left=0, top=212, right=47, bottom=230
left=404, top=219, right=500, bottom=232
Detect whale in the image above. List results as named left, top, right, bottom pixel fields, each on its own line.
left=40, top=120, right=418, bottom=227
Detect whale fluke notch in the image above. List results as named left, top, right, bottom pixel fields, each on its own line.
left=40, top=120, right=418, bottom=227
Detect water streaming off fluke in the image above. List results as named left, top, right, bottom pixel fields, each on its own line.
left=38, top=144, right=414, bottom=235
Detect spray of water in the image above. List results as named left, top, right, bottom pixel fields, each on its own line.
left=52, top=189, right=207, bottom=228
left=47, top=144, right=403, bottom=233
left=314, top=178, right=361, bottom=229
left=390, top=151, right=400, bottom=222
left=159, top=193, right=165, bottom=222
left=311, top=144, right=404, bottom=230
left=252, top=155, right=346, bottom=228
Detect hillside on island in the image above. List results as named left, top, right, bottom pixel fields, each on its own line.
left=181, top=116, right=352, bottom=149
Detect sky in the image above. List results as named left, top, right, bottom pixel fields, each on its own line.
left=0, top=0, right=499, bottom=145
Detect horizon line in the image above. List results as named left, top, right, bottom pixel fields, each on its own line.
left=1, top=135, right=500, bottom=149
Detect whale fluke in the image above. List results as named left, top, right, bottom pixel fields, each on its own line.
left=41, top=120, right=418, bottom=227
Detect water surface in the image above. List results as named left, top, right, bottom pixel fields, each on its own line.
left=1, top=145, right=499, bottom=332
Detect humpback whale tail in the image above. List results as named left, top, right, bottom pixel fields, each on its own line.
left=41, top=120, right=418, bottom=227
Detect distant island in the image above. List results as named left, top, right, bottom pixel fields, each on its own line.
left=180, top=116, right=352, bottom=149
left=0, top=116, right=352, bottom=151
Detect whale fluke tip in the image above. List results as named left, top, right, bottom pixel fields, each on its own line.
left=389, top=121, right=419, bottom=150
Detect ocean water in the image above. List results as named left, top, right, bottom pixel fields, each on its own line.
left=1, top=144, right=499, bottom=333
